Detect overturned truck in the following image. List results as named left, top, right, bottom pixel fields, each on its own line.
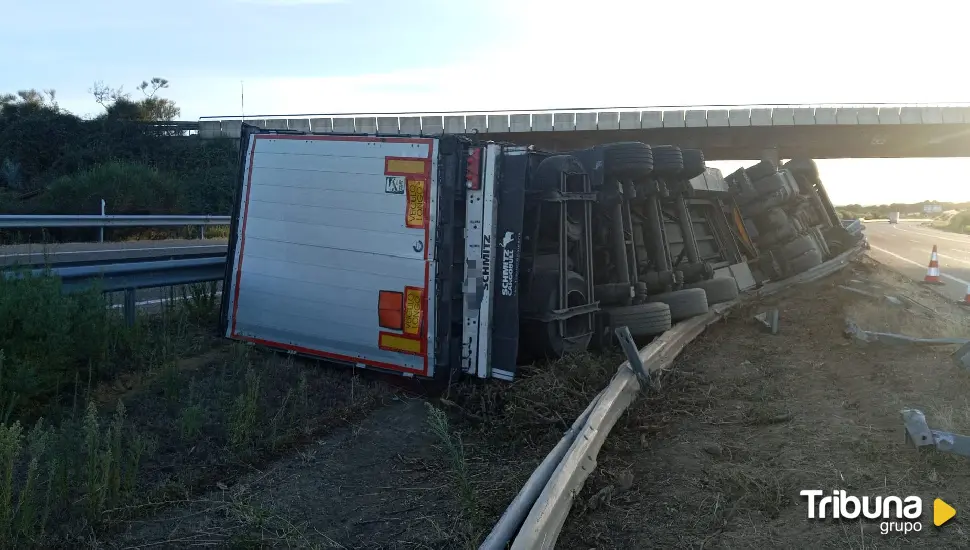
left=725, top=157, right=862, bottom=283
left=219, top=126, right=856, bottom=382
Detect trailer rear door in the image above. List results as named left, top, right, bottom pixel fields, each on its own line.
left=223, top=133, right=439, bottom=376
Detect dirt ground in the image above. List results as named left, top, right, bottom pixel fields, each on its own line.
left=102, top=255, right=970, bottom=549
left=555, top=256, right=970, bottom=549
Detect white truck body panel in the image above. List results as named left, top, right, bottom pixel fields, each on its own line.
left=889, top=211, right=900, bottom=224
left=460, top=144, right=501, bottom=379
left=225, top=134, right=440, bottom=377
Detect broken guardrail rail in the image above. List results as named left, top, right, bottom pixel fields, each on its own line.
left=481, top=243, right=866, bottom=550
left=902, top=408, right=970, bottom=458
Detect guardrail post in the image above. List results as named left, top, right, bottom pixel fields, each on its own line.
left=124, top=288, right=136, bottom=327
left=199, top=224, right=205, bottom=240
left=99, top=199, right=106, bottom=243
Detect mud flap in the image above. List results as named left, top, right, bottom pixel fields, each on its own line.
left=489, top=152, right=527, bottom=381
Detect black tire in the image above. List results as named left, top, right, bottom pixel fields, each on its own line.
left=756, top=221, right=796, bottom=248
left=529, top=271, right=593, bottom=358
left=681, top=148, right=706, bottom=180
left=651, top=145, right=684, bottom=178
left=603, top=142, right=654, bottom=179
left=780, top=234, right=817, bottom=261
left=755, top=207, right=789, bottom=234
left=685, top=277, right=740, bottom=305
left=753, top=171, right=788, bottom=195
left=605, top=302, right=672, bottom=337
left=648, top=288, right=709, bottom=321
left=810, top=227, right=831, bottom=258
left=745, top=159, right=777, bottom=181
left=786, top=248, right=823, bottom=275
left=784, top=158, right=820, bottom=180
left=532, top=154, right=586, bottom=191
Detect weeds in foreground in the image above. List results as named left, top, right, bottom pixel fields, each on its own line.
left=0, top=402, right=153, bottom=548
left=425, top=403, right=484, bottom=548
left=229, top=368, right=261, bottom=452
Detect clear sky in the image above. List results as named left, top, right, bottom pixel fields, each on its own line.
left=2, top=0, right=969, bottom=206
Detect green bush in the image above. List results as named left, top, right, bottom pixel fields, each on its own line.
left=0, top=272, right=124, bottom=417
left=0, top=106, right=239, bottom=217
left=42, top=162, right=182, bottom=215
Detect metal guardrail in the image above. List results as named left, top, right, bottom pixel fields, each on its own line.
left=487, top=244, right=867, bottom=549
left=0, top=214, right=232, bottom=242
left=3, top=256, right=227, bottom=326
left=0, top=214, right=230, bottom=229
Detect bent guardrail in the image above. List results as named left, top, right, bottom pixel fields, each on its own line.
left=3, top=256, right=227, bottom=326
left=486, top=244, right=867, bottom=550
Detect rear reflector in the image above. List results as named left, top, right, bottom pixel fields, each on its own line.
left=466, top=148, right=482, bottom=190
left=385, top=158, right=428, bottom=176
left=378, top=290, right=404, bottom=330
left=379, top=332, right=422, bottom=355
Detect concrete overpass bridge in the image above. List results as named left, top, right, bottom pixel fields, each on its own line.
left=196, top=103, right=970, bottom=160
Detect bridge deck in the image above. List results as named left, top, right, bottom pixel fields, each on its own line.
left=197, top=104, right=970, bottom=159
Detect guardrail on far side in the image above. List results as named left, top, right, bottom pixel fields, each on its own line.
left=0, top=214, right=232, bottom=241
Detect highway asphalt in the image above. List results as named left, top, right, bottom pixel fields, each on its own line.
left=865, top=221, right=970, bottom=303
left=0, top=239, right=229, bottom=313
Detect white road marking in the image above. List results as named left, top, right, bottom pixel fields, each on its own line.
left=0, top=244, right=226, bottom=258
left=108, top=291, right=224, bottom=310
left=869, top=245, right=970, bottom=286
left=892, top=225, right=970, bottom=245
left=937, top=253, right=970, bottom=267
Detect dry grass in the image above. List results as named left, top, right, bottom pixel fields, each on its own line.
left=551, top=258, right=970, bottom=549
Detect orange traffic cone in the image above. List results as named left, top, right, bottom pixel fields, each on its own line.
left=923, top=245, right=945, bottom=285
left=961, top=284, right=970, bottom=306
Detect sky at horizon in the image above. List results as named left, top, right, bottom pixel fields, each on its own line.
left=2, top=0, right=968, bottom=206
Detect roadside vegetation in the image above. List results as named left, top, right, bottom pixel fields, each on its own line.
left=836, top=200, right=970, bottom=221
left=0, top=272, right=396, bottom=548
left=0, top=80, right=238, bottom=245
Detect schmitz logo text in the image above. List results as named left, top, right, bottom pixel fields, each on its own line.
left=801, top=490, right=923, bottom=534
left=500, top=231, right=516, bottom=297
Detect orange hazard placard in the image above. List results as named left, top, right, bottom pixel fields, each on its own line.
left=405, top=179, right=426, bottom=228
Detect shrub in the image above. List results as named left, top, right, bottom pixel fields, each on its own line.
left=0, top=271, right=124, bottom=417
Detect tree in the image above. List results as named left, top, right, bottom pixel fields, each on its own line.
left=0, top=88, right=59, bottom=113
left=91, top=77, right=180, bottom=122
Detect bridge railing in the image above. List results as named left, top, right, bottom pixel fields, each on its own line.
left=196, top=102, right=970, bottom=139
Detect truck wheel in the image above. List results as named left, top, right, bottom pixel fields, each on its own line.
left=685, top=277, right=739, bottom=304
left=810, top=227, right=831, bottom=258
left=757, top=221, right=796, bottom=248
left=753, top=171, right=789, bottom=195
left=603, top=142, right=654, bottom=179
left=537, top=271, right=594, bottom=357
left=532, top=154, right=586, bottom=191
left=755, top=207, right=789, bottom=233
left=784, top=158, right=820, bottom=180
left=780, top=234, right=817, bottom=261
left=744, top=159, right=777, bottom=181
left=605, top=302, right=671, bottom=337
left=651, top=145, right=684, bottom=178
left=648, top=288, right=709, bottom=321
left=681, top=148, right=706, bottom=180
left=786, top=248, right=823, bottom=275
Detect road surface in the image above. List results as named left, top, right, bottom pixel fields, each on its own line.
left=0, top=239, right=228, bottom=267
left=0, top=239, right=229, bottom=313
left=865, top=221, right=970, bottom=302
